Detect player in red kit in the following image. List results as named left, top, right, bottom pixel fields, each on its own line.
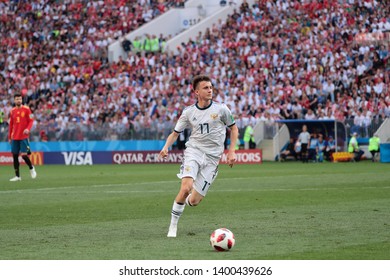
left=8, top=93, right=37, bottom=181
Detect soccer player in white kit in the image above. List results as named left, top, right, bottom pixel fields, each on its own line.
left=159, top=75, right=239, bottom=237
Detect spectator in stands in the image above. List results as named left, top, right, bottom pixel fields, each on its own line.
left=322, top=77, right=335, bottom=104
left=264, top=111, right=275, bottom=138
left=121, top=37, right=132, bottom=54
left=351, top=110, right=364, bottom=136
left=39, top=130, right=48, bottom=142
left=280, top=103, right=292, bottom=120
left=240, top=0, right=250, bottom=14
left=304, top=109, right=317, bottom=120
left=0, top=0, right=389, bottom=143
left=361, top=109, right=372, bottom=137
left=228, top=0, right=237, bottom=6
left=0, top=103, right=5, bottom=129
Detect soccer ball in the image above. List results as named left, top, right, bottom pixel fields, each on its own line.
left=210, top=228, right=235, bottom=251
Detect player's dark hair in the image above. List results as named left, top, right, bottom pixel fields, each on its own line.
left=192, top=75, right=211, bottom=90
left=14, top=93, right=22, bottom=98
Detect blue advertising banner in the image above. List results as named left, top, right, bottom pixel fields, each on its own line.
left=380, top=143, right=390, bottom=163
left=0, top=140, right=166, bottom=152
left=44, top=151, right=112, bottom=165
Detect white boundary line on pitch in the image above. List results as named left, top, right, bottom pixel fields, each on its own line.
left=0, top=175, right=312, bottom=194
left=1, top=180, right=389, bottom=195
left=1, top=186, right=389, bottom=195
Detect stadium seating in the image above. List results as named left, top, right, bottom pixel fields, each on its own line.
left=0, top=0, right=388, bottom=142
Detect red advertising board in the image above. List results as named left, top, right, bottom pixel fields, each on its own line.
left=220, top=149, right=262, bottom=164
left=0, top=152, right=44, bottom=165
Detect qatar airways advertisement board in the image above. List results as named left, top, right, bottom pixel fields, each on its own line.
left=112, top=150, right=262, bottom=164
left=112, top=151, right=184, bottom=164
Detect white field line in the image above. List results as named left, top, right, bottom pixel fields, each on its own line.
left=1, top=175, right=389, bottom=195
left=0, top=175, right=310, bottom=194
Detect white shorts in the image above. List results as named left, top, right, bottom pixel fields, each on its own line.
left=177, top=147, right=219, bottom=197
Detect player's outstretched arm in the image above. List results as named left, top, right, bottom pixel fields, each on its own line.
left=227, top=124, right=238, bottom=168
left=159, top=131, right=180, bottom=159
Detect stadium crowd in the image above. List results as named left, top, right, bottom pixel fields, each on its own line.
left=0, top=0, right=389, bottom=143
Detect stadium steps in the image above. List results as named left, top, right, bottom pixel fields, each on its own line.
left=258, top=139, right=274, bottom=162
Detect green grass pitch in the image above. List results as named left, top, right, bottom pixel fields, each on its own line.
left=0, top=162, right=389, bottom=260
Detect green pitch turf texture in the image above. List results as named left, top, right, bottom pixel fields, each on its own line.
left=0, top=162, right=389, bottom=260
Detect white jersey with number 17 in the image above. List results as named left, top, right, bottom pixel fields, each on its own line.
left=174, top=101, right=235, bottom=159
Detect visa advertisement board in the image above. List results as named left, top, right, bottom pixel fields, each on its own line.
left=44, top=152, right=112, bottom=165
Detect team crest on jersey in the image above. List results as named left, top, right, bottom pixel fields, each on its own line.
left=185, top=166, right=191, bottom=172
left=21, top=112, right=25, bottom=117
left=210, top=113, right=218, bottom=120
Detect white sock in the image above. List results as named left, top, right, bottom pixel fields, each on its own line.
left=170, top=201, right=185, bottom=227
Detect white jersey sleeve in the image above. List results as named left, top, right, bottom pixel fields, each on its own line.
left=220, top=103, right=236, bottom=127
left=174, top=106, right=191, bottom=133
